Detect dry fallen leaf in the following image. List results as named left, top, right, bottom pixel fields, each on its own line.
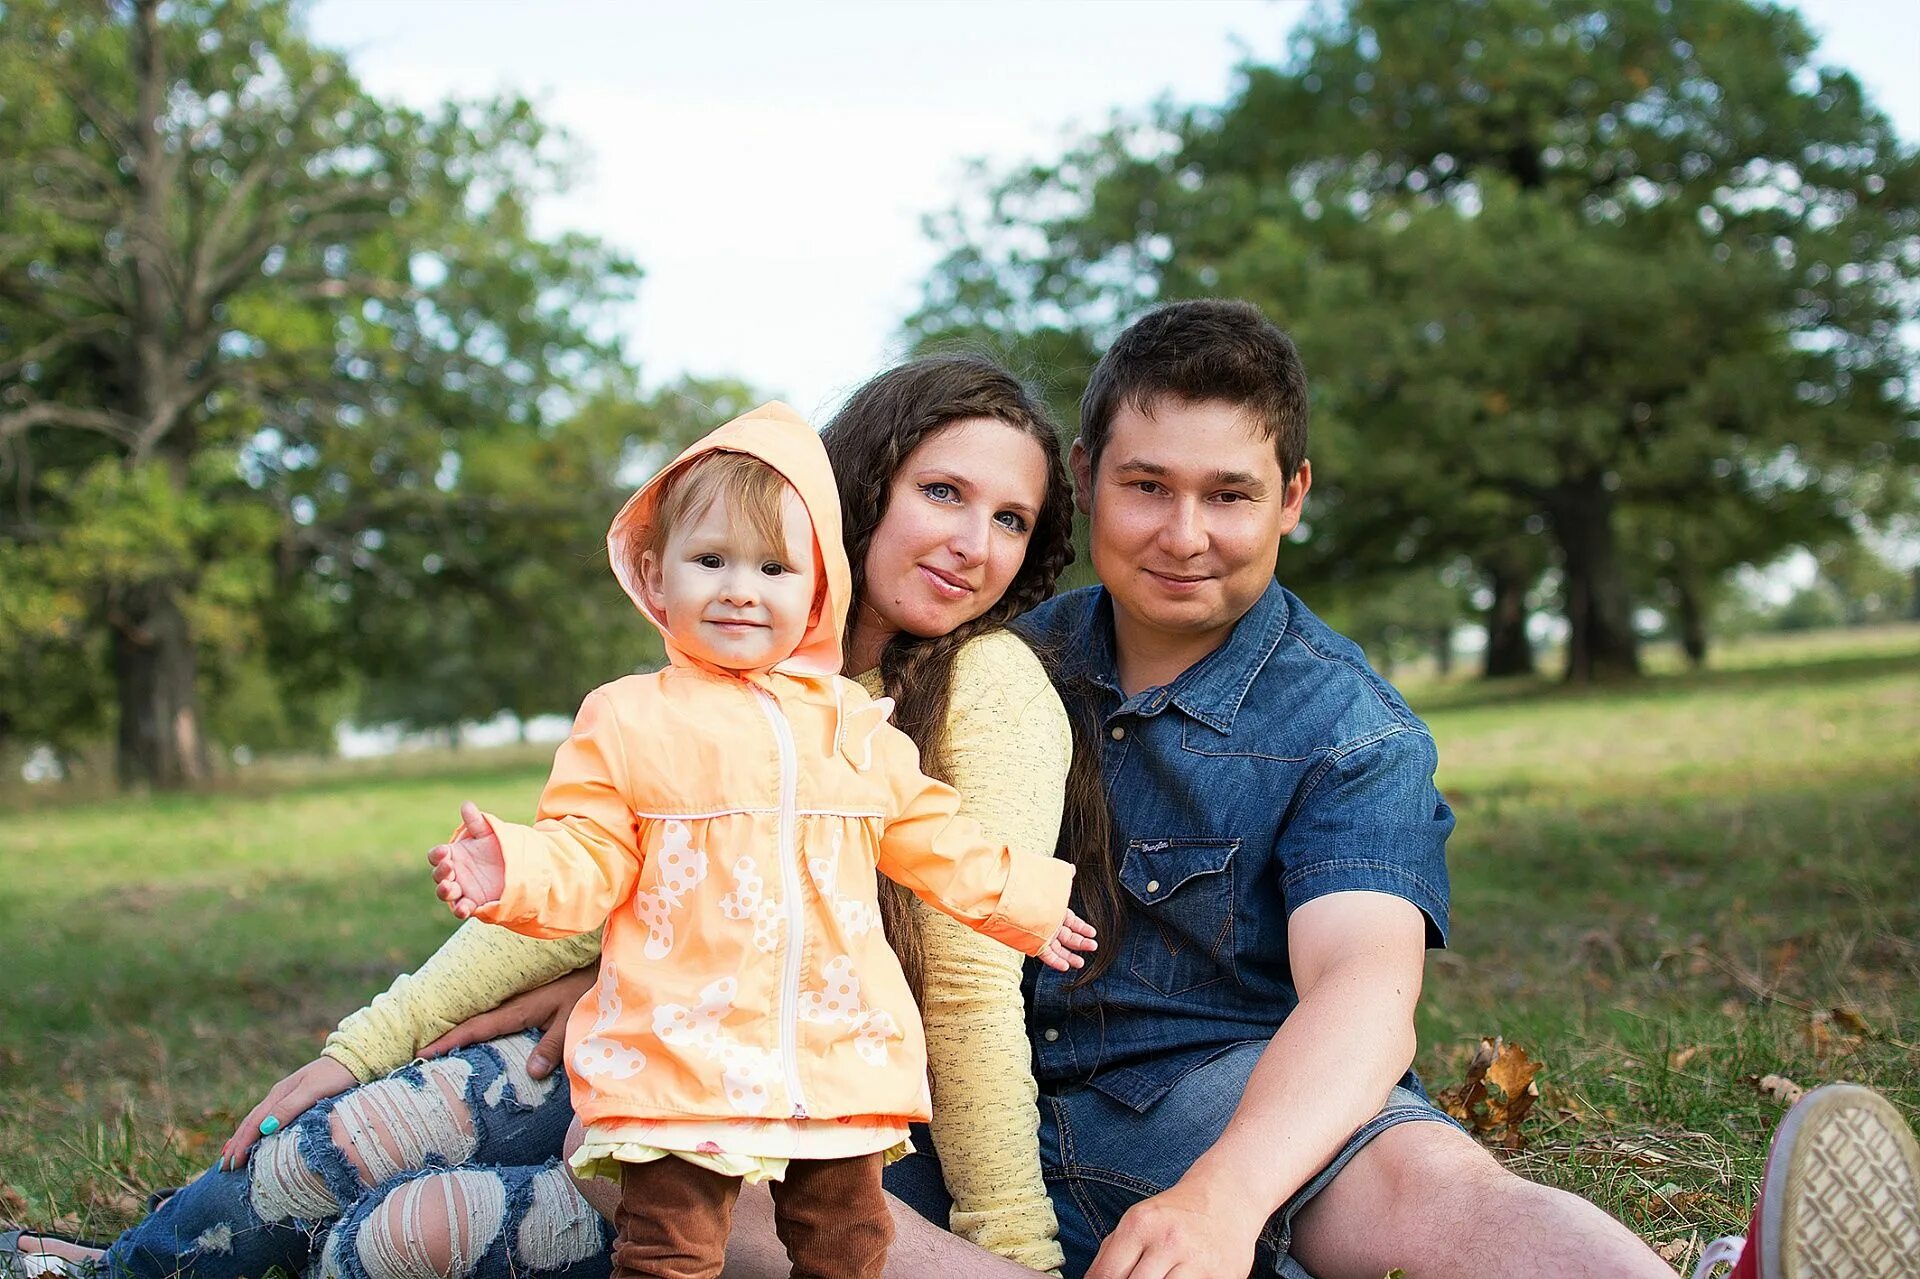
left=1668, top=1045, right=1703, bottom=1070
left=1829, top=1006, right=1871, bottom=1036
left=1807, top=1012, right=1833, bottom=1058
left=1653, top=1236, right=1698, bottom=1266
left=1642, top=1184, right=1718, bottom=1221
left=1754, top=1073, right=1805, bottom=1106
left=1435, top=1036, right=1541, bottom=1150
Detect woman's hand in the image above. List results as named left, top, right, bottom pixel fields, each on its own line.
left=418, top=964, right=597, bottom=1080
left=428, top=802, right=507, bottom=918
left=1036, top=908, right=1098, bottom=972
left=220, top=1055, right=357, bottom=1171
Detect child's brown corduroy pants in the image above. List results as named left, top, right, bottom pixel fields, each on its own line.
left=611, top=1152, right=893, bottom=1279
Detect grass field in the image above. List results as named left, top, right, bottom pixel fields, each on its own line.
left=4, top=624, right=1917, bottom=1273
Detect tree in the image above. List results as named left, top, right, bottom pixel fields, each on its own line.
left=0, top=0, right=638, bottom=785
left=910, top=0, right=1920, bottom=682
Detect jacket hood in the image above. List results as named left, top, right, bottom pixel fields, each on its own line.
left=607, top=401, right=849, bottom=681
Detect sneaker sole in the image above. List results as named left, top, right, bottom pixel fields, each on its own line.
left=1762, top=1083, right=1920, bottom=1279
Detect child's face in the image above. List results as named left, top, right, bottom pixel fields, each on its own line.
left=641, top=485, right=819, bottom=672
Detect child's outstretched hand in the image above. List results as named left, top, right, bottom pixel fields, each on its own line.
left=1036, top=908, right=1098, bottom=972
left=428, top=801, right=506, bottom=919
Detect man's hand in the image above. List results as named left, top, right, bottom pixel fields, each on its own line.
left=1036, top=907, right=1098, bottom=972
left=418, top=964, right=597, bottom=1079
left=220, top=1055, right=358, bottom=1172
left=428, top=801, right=506, bottom=918
left=1085, top=1174, right=1267, bottom=1279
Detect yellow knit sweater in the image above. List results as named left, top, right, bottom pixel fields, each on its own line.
left=324, top=629, right=1069, bottom=1273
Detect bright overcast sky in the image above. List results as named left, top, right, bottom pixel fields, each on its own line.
left=305, top=0, right=1920, bottom=422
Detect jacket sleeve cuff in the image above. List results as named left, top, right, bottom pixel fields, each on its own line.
left=979, top=854, right=1075, bottom=956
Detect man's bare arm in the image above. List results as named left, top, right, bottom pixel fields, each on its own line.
left=1084, top=889, right=1429, bottom=1279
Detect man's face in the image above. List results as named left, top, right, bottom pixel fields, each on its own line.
left=1072, top=396, right=1310, bottom=650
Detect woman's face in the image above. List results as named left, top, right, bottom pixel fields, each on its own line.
left=858, top=416, right=1052, bottom=648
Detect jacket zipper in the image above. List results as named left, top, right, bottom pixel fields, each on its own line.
left=751, top=685, right=809, bottom=1118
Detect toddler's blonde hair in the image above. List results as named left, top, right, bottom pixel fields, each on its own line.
left=641, top=450, right=793, bottom=565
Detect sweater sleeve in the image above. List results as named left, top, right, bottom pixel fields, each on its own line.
left=322, top=922, right=604, bottom=1083
left=867, top=632, right=1069, bottom=1274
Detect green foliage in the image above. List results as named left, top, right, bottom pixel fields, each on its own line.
left=1312, top=563, right=1475, bottom=675
left=0, top=0, right=670, bottom=782
left=910, top=0, right=1920, bottom=681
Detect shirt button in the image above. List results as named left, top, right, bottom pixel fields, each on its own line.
left=1043, top=1028, right=1061, bottom=1042
left=1110, top=725, right=1126, bottom=741
left=1146, top=880, right=1161, bottom=893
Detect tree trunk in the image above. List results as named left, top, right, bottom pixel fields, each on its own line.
left=1433, top=628, right=1454, bottom=677
left=1674, top=571, right=1708, bottom=670
left=1547, top=479, right=1641, bottom=682
left=1482, top=556, right=1536, bottom=678
left=112, top=580, right=211, bottom=788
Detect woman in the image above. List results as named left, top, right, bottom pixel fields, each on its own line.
left=5, top=355, right=1089, bottom=1279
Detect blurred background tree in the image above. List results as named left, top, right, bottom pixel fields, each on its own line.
left=909, top=0, right=1920, bottom=682
left=0, top=0, right=675, bottom=786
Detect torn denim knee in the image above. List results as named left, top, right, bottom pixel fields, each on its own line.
left=261, top=1040, right=518, bottom=1220
left=318, top=1160, right=609, bottom=1279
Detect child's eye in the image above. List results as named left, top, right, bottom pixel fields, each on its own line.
left=761, top=561, right=790, bottom=576
left=695, top=554, right=724, bottom=569
left=920, top=482, right=959, bottom=503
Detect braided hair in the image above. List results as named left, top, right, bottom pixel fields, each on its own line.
left=823, top=355, right=1084, bottom=1000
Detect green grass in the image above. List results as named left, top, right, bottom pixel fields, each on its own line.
left=4, top=623, right=1917, bottom=1273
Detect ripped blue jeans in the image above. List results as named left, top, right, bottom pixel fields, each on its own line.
left=101, top=1033, right=613, bottom=1279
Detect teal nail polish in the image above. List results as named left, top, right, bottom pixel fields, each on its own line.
left=258, top=1115, right=281, bottom=1136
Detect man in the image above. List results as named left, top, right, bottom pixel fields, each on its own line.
left=879, top=299, right=1920, bottom=1279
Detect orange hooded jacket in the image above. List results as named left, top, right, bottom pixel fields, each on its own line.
left=473, top=402, right=1075, bottom=1136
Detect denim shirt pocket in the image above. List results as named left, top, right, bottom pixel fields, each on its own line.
left=1119, top=837, right=1238, bottom=996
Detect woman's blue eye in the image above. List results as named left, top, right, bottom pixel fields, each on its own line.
left=995, top=511, right=1030, bottom=533
left=921, top=482, right=958, bottom=502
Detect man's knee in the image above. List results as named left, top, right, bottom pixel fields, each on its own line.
left=1301, top=1118, right=1501, bottom=1230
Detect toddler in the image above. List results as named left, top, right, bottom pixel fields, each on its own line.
left=428, top=402, right=1093, bottom=1279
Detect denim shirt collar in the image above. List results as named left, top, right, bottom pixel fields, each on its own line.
left=1081, top=578, right=1292, bottom=734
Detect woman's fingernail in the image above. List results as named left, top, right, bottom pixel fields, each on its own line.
left=258, top=1115, right=281, bottom=1136
left=527, top=1054, right=550, bottom=1075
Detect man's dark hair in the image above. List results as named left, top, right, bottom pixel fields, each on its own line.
left=1079, top=299, right=1310, bottom=480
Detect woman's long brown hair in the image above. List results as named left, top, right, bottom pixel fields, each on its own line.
left=823, top=355, right=1119, bottom=1001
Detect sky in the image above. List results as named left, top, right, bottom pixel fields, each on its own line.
left=303, top=0, right=1920, bottom=421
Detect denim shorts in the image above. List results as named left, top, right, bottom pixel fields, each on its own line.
left=883, top=1041, right=1460, bottom=1278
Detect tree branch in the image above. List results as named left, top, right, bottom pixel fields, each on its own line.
left=0, top=317, right=121, bottom=381
left=0, top=401, right=140, bottom=445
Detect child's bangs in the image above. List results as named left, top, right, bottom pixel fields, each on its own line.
left=650, top=451, right=793, bottom=561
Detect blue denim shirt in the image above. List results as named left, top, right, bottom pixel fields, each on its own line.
left=1013, top=580, right=1454, bottom=1113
